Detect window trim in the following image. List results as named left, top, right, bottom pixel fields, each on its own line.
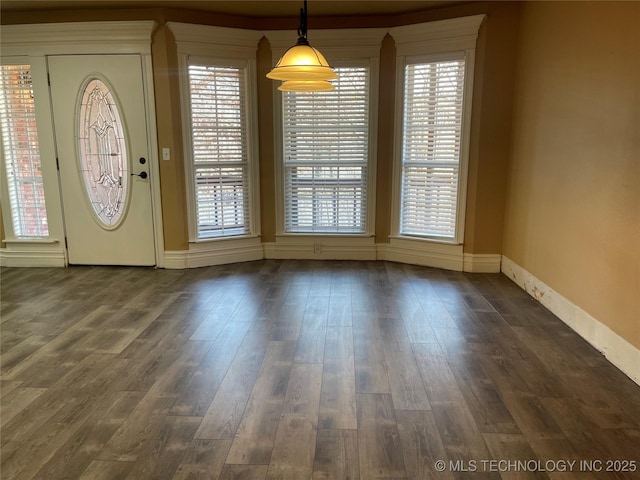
left=170, top=23, right=262, bottom=243
left=395, top=51, right=473, bottom=243
left=181, top=56, right=258, bottom=241
left=0, top=61, right=50, bottom=238
left=0, top=55, right=62, bottom=248
left=281, top=63, right=373, bottom=235
left=390, top=15, right=484, bottom=246
left=266, top=28, right=385, bottom=238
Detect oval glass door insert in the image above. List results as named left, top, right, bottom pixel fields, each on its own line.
left=78, top=77, right=128, bottom=227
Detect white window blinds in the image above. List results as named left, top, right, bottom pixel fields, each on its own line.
left=283, top=67, right=369, bottom=233
left=188, top=63, right=250, bottom=238
left=400, top=58, right=465, bottom=239
left=0, top=64, right=49, bottom=237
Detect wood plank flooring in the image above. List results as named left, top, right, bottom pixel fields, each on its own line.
left=1, top=260, right=639, bottom=480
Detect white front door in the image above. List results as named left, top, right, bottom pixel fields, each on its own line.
left=48, top=54, right=155, bottom=265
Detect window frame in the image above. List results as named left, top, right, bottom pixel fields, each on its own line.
left=0, top=60, right=50, bottom=238
left=280, top=62, right=373, bottom=235
left=267, top=29, right=384, bottom=238
left=390, top=15, right=484, bottom=246
left=171, top=24, right=262, bottom=243
left=182, top=56, right=258, bottom=241
left=397, top=51, right=469, bottom=243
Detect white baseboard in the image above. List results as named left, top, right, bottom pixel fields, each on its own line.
left=163, top=250, right=189, bottom=269
left=501, top=256, right=640, bottom=385
left=0, top=245, right=66, bottom=267
left=264, top=235, right=377, bottom=260
left=377, top=241, right=500, bottom=273
left=378, top=237, right=465, bottom=271
left=262, top=240, right=499, bottom=273
left=463, top=253, right=502, bottom=273
left=164, top=237, right=264, bottom=269
left=0, top=234, right=499, bottom=273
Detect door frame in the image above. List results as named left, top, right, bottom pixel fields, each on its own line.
left=0, top=21, right=166, bottom=267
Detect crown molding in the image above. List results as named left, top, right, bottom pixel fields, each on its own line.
left=265, top=28, right=387, bottom=59
left=0, top=21, right=156, bottom=56
left=390, top=14, right=485, bottom=56
left=168, top=22, right=263, bottom=57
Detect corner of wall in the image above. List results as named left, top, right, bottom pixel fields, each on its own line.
left=151, top=23, right=189, bottom=251
left=464, top=0, right=520, bottom=256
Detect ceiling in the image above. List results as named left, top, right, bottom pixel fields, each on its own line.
left=0, top=1, right=463, bottom=17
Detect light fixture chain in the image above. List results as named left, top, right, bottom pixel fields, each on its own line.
left=298, top=0, right=308, bottom=39
left=266, top=0, right=338, bottom=90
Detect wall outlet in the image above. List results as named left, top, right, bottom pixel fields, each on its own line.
left=162, top=147, right=170, bottom=161
left=314, top=244, right=321, bottom=254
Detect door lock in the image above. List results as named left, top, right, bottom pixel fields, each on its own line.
left=131, top=171, right=148, bottom=179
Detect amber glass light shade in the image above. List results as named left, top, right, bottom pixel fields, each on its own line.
left=278, top=79, right=335, bottom=92
left=267, top=40, right=338, bottom=82
left=267, top=1, right=338, bottom=92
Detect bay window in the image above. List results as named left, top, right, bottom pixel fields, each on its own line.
left=399, top=56, right=466, bottom=240
left=187, top=62, right=251, bottom=238
left=282, top=66, right=370, bottom=233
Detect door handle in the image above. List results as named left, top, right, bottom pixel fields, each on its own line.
left=131, top=171, right=148, bottom=179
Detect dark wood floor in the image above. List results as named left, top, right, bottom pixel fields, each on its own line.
left=1, top=260, right=639, bottom=480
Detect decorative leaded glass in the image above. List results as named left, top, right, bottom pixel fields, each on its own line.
left=78, top=77, right=128, bottom=227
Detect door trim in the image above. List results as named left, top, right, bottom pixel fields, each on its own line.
left=140, top=51, right=166, bottom=267
left=0, top=21, right=156, bottom=56
left=1, top=21, right=165, bottom=267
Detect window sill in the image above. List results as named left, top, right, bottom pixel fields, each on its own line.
left=276, top=233, right=374, bottom=239
left=380, top=236, right=464, bottom=271
left=389, top=234, right=461, bottom=246
left=189, top=234, right=260, bottom=245
left=3, top=238, right=60, bottom=244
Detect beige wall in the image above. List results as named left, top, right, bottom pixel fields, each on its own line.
left=374, top=34, right=397, bottom=243
left=152, top=24, right=189, bottom=250
left=503, top=1, right=640, bottom=348
left=256, top=37, right=277, bottom=243
left=0, top=208, right=4, bottom=248
left=465, top=2, right=520, bottom=254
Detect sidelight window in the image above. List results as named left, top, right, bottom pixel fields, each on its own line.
left=0, top=64, right=49, bottom=237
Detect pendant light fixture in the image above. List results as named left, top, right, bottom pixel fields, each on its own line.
left=267, top=0, right=337, bottom=92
